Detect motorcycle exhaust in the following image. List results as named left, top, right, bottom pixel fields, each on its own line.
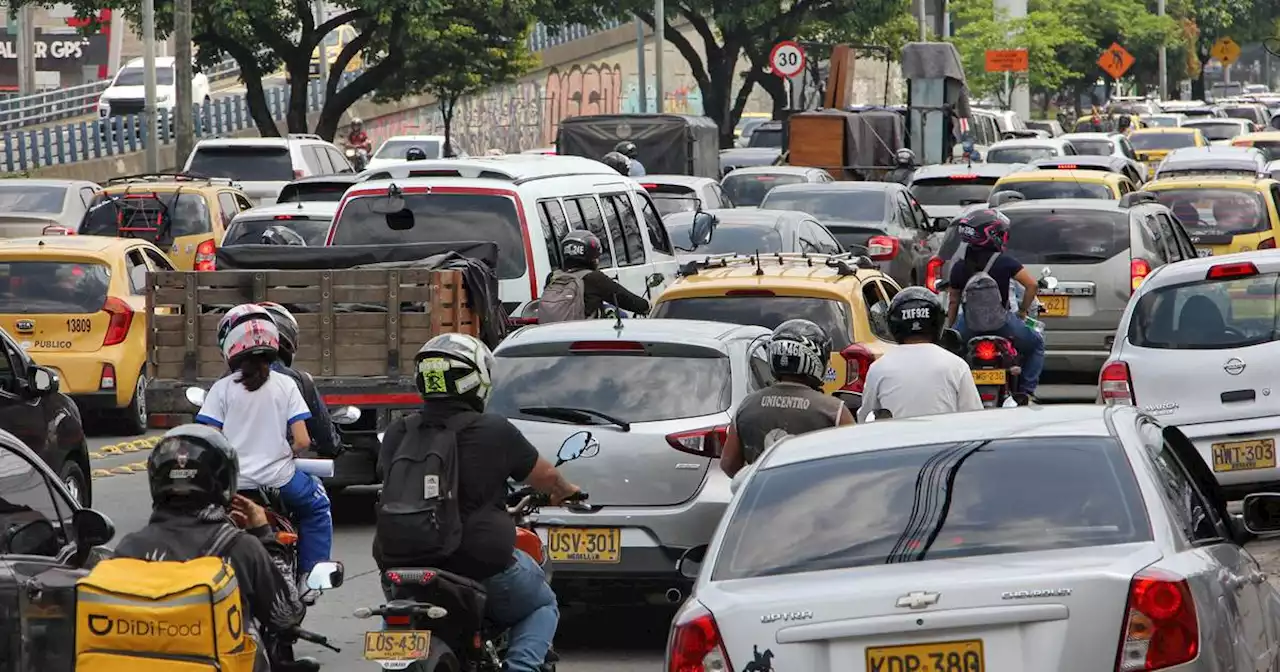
left=665, top=588, right=683, bottom=604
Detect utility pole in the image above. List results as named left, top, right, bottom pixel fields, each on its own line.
left=1156, top=0, right=1167, bottom=99
left=654, top=0, right=664, bottom=113
left=635, top=16, right=646, bottom=112
left=174, top=0, right=194, bottom=166
left=314, top=0, right=328, bottom=100
left=917, top=0, right=927, bottom=40
left=142, top=0, right=159, bottom=171
left=994, top=0, right=1029, bottom=120
left=15, top=5, right=35, bottom=97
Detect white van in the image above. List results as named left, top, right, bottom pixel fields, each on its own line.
left=332, top=155, right=680, bottom=319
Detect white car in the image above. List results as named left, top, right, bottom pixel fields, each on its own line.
left=1102, top=251, right=1280, bottom=499
left=1184, top=118, right=1256, bottom=145
left=670, top=404, right=1280, bottom=672
left=96, top=57, right=210, bottom=119
left=982, top=137, right=1076, bottom=164
left=1059, top=132, right=1149, bottom=182
left=365, top=134, right=448, bottom=170
left=183, top=134, right=354, bottom=205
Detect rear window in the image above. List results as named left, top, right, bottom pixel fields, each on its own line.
left=1069, top=140, right=1114, bottom=156
left=651, top=296, right=852, bottom=349
left=748, top=128, right=783, bottom=148
left=667, top=222, right=783, bottom=255
left=1129, top=272, right=1280, bottom=349
left=1239, top=141, right=1280, bottom=161
left=277, top=182, right=351, bottom=203
left=488, top=353, right=731, bottom=423
left=1003, top=208, right=1130, bottom=263
left=79, top=192, right=212, bottom=240
left=331, top=193, right=526, bottom=279
left=712, top=437, right=1150, bottom=580
left=721, top=174, right=804, bottom=207
left=997, top=180, right=1113, bottom=200
left=1186, top=123, right=1243, bottom=141
left=1153, top=188, right=1269, bottom=236
left=986, top=147, right=1059, bottom=164
left=910, top=177, right=999, bottom=206
left=0, top=185, right=65, bottom=213
left=644, top=184, right=699, bottom=216
left=759, top=190, right=885, bottom=224
left=1130, top=133, right=1198, bottom=151
left=224, top=216, right=332, bottom=246
left=1143, top=117, right=1181, bottom=128
left=187, top=146, right=294, bottom=181
left=0, top=261, right=110, bottom=314
left=374, top=139, right=443, bottom=160
left=1224, top=108, right=1260, bottom=122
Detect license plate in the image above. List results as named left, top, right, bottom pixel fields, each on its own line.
left=1197, top=248, right=1214, bottom=258
left=363, top=630, right=431, bottom=661
left=972, top=369, right=1006, bottom=385
left=547, top=527, right=621, bottom=563
left=1040, top=295, right=1069, bottom=317
left=1212, top=438, right=1277, bottom=472
left=866, top=639, right=985, bottom=672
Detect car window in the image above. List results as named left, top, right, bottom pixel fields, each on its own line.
left=1152, top=188, right=1270, bottom=236
left=82, top=192, right=213, bottom=240
left=1131, top=133, right=1199, bottom=151
left=1137, top=216, right=1169, bottom=265
left=0, top=261, right=110, bottom=314
left=608, top=194, right=646, bottom=265
left=144, top=248, right=175, bottom=271
left=1000, top=180, right=1113, bottom=200
left=761, top=189, right=887, bottom=223
left=0, top=445, right=71, bottom=555
left=326, top=147, right=353, bottom=173
left=1163, top=212, right=1199, bottom=259
left=711, top=437, right=1151, bottom=580
left=224, top=216, right=331, bottom=246
left=216, top=193, right=239, bottom=227
left=907, top=193, right=930, bottom=225
left=1070, top=139, right=1115, bottom=156
left=651, top=296, right=853, bottom=350
left=987, top=146, right=1059, bottom=163
left=1136, top=421, right=1226, bottom=543
left=861, top=280, right=892, bottom=341
left=636, top=191, right=674, bottom=255
left=125, top=249, right=149, bottom=294
left=564, top=196, right=613, bottom=268
left=187, top=146, right=295, bottom=181
left=1186, top=121, right=1246, bottom=142
left=910, top=177, right=1000, bottom=207
left=1117, top=180, right=1133, bottom=195
left=1002, top=208, right=1130, bottom=263
left=313, top=146, right=338, bottom=175
left=808, top=222, right=843, bottom=253
left=1152, top=212, right=1188, bottom=262
left=747, top=340, right=774, bottom=391
left=1129, top=270, right=1280, bottom=349
left=721, top=173, right=806, bottom=207
left=277, top=181, right=351, bottom=204
left=537, top=199, right=569, bottom=270
left=79, top=186, right=96, bottom=209
left=894, top=193, right=916, bottom=228
left=666, top=218, right=785, bottom=255
left=597, top=194, right=630, bottom=266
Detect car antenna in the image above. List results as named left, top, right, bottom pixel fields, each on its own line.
left=754, top=249, right=763, bottom=275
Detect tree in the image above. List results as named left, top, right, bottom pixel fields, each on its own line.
left=1165, top=0, right=1270, bottom=98
left=948, top=0, right=1088, bottom=106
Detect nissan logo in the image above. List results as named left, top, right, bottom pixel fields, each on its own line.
left=1225, top=358, right=1246, bottom=375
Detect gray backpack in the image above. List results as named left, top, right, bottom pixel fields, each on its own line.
left=961, top=252, right=1008, bottom=333
left=538, top=269, right=592, bottom=323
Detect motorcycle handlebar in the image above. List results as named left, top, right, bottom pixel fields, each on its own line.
left=289, top=626, right=341, bottom=653
left=505, top=488, right=589, bottom=515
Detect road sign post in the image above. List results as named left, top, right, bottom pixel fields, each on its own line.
left=769, top=40, right=806, bottom=79
left=1212, top=37, right=1241, bottom=67
left=1097, top=42, right=1135, bottom=80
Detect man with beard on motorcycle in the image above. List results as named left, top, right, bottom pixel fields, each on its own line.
left=114, top=424, right=307, bottom=672
left=858, top=287, right=983, bottom=422
left=374, top=333, right=584, bottom=672
left=720, top=319, right=853, bottom=478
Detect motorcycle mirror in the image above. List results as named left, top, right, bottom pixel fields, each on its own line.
left=376, top=431, right=386, bottom=444
left=832, top=390, right=863, bottom=414
left=676, top=544, right=709, bottom=581
left=1042, top=276, right=1059, bottom=291
left=185, top=387, right=207, bottom=407
left=306, top=560, right=345, bottom=591
left=330, top=406, right=361, bottom=425
left=556, top=431, right=600, bottom=466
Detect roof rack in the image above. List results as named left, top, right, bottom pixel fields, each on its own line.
left=677, top=251, right=878, bottom=277
left=106, top=172, right=238, bottom=187
left=287, top=133, right=323, bottom=140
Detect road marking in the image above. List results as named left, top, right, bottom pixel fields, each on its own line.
left=90, top=436, right=161, bottom=461
left=91, top=468, right=113, bottom=478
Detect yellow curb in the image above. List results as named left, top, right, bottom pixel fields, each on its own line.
left=109, top=466, right=134, bottom=475
left=88, top=452, right=104, bottom=459
left=91, top=469, right=113, bottom=478
left=127, top=462, right=148, bottom=471
left=99, top=445, right=123, bottom=455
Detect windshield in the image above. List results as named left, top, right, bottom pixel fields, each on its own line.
left=644, top=185, right=699, bottom=216
left=0, top=261, right=110, bottom=314
left=0, top=446, right=68, bottom=533
left=488, top=354, right=731, bottom=423
left=79, top=192, right=212, bottom=240
left=749, top=128, right=783, bottom=148
left=996, top=180, right=1113, bottom=200
left=1154, top=188, right=1269, bottom=236
left=1069, top=139, right=1114, bottom=156
left=224, top=217, right=331, bottom=246
left=1186, top=122, right=1244, bottom=141
left=374, top=140, right=443, bottom=160
left=114, top=66, right=174, bottom=87
left=330, top=193, right=526, bottom=278
left=1002, top=208, right=1130, bottom=263
left=986, top=147, right=1059, bottom=164
left=1224, top=108, right=1260, bottom=122
left=0, top=185, right=66, bottom=213
left=1131, top=133, right=1198, bottom=151
left=651, top=296, right=853, bottom=349
left=1130, top=272, right=1280, bottom=349
left=711, top=437, right=1149, bottom=580
left=910, top=177, right=999, bottom=206
left=760, top=190, right=886, bottom=223
left=668, top=221, right=783, bottom=255
left=277, top=182, right=350, bottom=203
left=721, top=174, right=804, bottom=207
left=1143, top=117, right=1182, bottom=128
left=187, top=146, right=293, bottom=181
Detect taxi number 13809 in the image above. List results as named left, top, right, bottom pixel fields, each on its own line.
left=66, top=318, right=92, bottom=333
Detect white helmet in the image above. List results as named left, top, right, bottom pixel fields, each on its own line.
left=414, top=333, right=495, bottom=410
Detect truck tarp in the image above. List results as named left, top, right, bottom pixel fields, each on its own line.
left=900, top=42, right=971, bottom=116
left=557, top=113, right=721, bottom=177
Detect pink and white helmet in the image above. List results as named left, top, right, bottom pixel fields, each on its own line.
left=217, top=303, right=273, bottom=351
left=221, top=318, right=280, bottom=366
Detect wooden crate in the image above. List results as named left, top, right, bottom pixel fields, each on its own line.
left=788, top=113, right=849, bottom=178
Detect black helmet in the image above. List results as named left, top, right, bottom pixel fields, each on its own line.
left=258, top=301, right=299, bottom=364
left=405, top=146, right=427, bottom=161
left=148, top=424, right=239, bottom=508
left=261, top=224, right=306, bottom=246
left=887, top=286, right=945, bottom=344
left=614, top=141, right=638, bottom=159
left=560, top=229, right=602, bottom=269
left=414, top=333, right=495, bottom=411
left=601, top=151, right=630, bottom=175
left=954, top=208, right=1011, bottom=252
left=767, top=319, right=832, bottom=389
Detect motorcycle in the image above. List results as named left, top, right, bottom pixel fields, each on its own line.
left=271, top=562, right=346, bottom=672
left=345, top=145, right=370, bottom=171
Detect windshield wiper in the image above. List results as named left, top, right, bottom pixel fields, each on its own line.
left=1039, top=251, right=1108, bottom=261
left=518, top=406, right=631, bottom=431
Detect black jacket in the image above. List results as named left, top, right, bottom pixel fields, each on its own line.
left=275, top=364, right=341, bottom=457
left=547, top=266, right=651, bottom=317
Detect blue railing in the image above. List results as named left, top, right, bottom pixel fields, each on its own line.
left=527, top=19, right=623, bottom=52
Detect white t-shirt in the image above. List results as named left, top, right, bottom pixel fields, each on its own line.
left=196, top=370, right=311, bottom=488
left=857, top=343, right=983, bottom=423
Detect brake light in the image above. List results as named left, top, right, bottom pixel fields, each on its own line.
left=507, top=316, right=539, bottom=327
left=925, top=256, right=944, bottom=292
left=754, top=176, right=776, bottom=181
left=1100, top=361, right=1135, bottom=405
left=839, top=343, right=875, bottom=392
left=974, top=340, right=999, bottom=360
left=384, top=615, right=411, bottom=626
left=569, top=340, right=645, bottom=352
left=1130, top=258, right=1151, bottom=293
left=385, top=569, right=436, bottom=585
left=274, top=215, right=295, bottom=220
left=100, top=363, right=116, bottom=390
left=1115, top=568, right=1198, bottom=671
left=668, top=603, right=731, bottom=672
left=666, top=425, right=728, bottom=458
left=1260, top=238, right=1276, bottom=250
left=102, top=297, right=134, bottom=347
left=866, top=235, right=899, bottom=261
left=949, top=174, right=978, bottom=179
left=1207, top=261, right=1258, bottom=279
left=640, top=183, right=658, bottom=189
left=195, top=239, right=216, bottom=272
left=41, top=225, right=73, bottom=235
left=1057, top=164, right=1079, bottom=169
left=725, top=289, right=775, bottom=296
left=1233, top=139, right=1252, bottom=147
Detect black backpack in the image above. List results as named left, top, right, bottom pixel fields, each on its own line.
left=376, top=411, right=479, bottom=566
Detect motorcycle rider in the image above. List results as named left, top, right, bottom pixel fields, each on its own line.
left=886, top=148, right=916, bottom=185
left=546, top=230, right=650, bottom=319
left=345, top=118, right=372, bottom=155
left=404, top=146, right=428, bottom=161
left=601, top=151, right=631, bottom=175
left=259, top=302, right=342, bottom=459
left=721, top=319, right=853, bottom=478
left=858, top=287, right=982, bottom=422
left=374, top=333, right=583, bottom=672
left=944, top=209, right=1045, bottom=399
left=114, top=424, right=306, bottom=672
left=261, top=225, right=306, bottom=246
left=614, top=140, right=645, bottom=176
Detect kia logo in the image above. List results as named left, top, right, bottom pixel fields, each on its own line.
left=15, top=320, right=32, bottom=332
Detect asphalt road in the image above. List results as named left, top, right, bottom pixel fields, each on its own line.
left=84, top=429, right=671, bottom=671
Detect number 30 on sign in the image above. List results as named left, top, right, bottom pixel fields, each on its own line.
left=770, top=40, right=806, bottom=79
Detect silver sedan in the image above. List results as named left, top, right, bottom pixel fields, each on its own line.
left=0, top=179, right=99, bottom=237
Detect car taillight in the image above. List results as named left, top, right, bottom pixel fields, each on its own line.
left=1130, top=258, right=1151, bottom=293
left=839, top=344, right=875, bottom=392
left=925, top=256, right=944, bottom=292
left=385, top=569, right=436, bottom=585
left=1115, top=568, right=1198, bottom=671
left=668, top=603, right=732, bottom=672
left=1100, top=361, right=1135, bottom=405
left=1260, top=238, right=1277, bottom=250
left=42, top=225, right=73, bottom=235
left=974, top=340, right=998, bottom=360
left=866, top=235, right=899, bottom=261
left=195, top=239, right=217, bottom=271
left=100, top=363, right=116, bottom=390
left=102, top=297, right=134, bottom=347
left=667, top=425, right=728, bottom=458
left=1207, top=261, right=1258, bottom=279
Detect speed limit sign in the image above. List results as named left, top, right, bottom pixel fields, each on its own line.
left=770, top=40, right=806, bottom=79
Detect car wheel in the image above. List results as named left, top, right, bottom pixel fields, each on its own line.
left=121, top=369, right=147, bottom=435
left=58, top=459, right=89, bottom=507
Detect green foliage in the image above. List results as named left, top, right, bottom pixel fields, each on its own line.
left=949, top=0, right=1088, bottom=102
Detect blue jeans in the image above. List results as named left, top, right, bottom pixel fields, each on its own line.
left=955, top=310, right=1045, bottom=394
left=485, top=550, right=559, bottom=672
left=277, top=469, right=332, bottom=575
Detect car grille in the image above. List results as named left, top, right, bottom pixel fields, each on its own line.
left=107, top=99, right=145, bottom=116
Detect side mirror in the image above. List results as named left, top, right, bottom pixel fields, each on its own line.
left=832, top=390, right=862, bottom=414
left=555, top=430, right=601, bottom=466
left=931, top=217, right=951, bottom=233
left=330, top=406, right=361, bottom=425
left=29, top=366, right=57, bottom=394
left=5, top=519, right=60, bottom=555
left=72, top=508, right=115, bottom=548
left=690, top=211, right=717, bottom=247
left=1241, top=492, right=1280, bottom=534
left=185, top=387, right=207, bottom=407
left=676, top=544, right=709, bottom=581
left=646, top=272, right=665, bottom=289
left=306, top=560, right=345, bottom=590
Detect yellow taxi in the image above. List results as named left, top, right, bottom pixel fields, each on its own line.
left=76, top=174, right=253, bottom=271
left=1128, top=127, right=1208, bottom=179
left=1144, top=175, right=1280, bottom=254
left=993, top=169, right=1137, bottom=200
left=0, top=236, right=177, bottom=433
left=312, top=25, right=363, bottom=75
left=649, top=253, right=902, bottom=393
left=1231, top=131, right=1280, bottom=162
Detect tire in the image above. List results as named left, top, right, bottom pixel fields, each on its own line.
left=419, top=640, right=460, bottom=672
left=120, top=369, right=148, bottom=435
left=58, top=459, right=89, bottom=507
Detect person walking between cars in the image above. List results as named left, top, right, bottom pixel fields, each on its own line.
left=886, top=148, right=916, bottom=185
left=374, top=333, right=584, bottom=672
left=944, top=209, right=1045, bottom=399
left=615, top=140, right=645, bottom=176
left=537, top=230, right=650, bottom=323
left=601, top=151, right=631, bottom=175
left=720, top=319, right=853, bottom=478
left=858, top=287, right=982, bottom=422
